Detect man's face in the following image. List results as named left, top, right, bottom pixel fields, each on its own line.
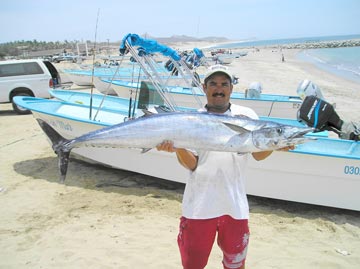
left=203, top=73, right=233, bottom=112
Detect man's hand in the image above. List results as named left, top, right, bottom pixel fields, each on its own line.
left=276, top=145, right=295, bottom=152
left=156, top=140, right=177, bottom=153
left=156, top=140, right=198, bottom=171
left=252, top=145, right=295, bottom=161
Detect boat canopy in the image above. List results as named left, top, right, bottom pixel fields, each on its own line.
left=119, top=33, right=181, bottom=61
left=193, top=48, right=204, bottom=58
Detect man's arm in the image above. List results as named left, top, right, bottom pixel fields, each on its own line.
left=156, top=140, right=198, bottom=171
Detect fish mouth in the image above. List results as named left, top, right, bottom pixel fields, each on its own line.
left=288, top=127, right=314, bottom=139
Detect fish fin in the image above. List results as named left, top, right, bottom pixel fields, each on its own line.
left=222, top=122, right=250, bottom=134
left=58, top=151, right=71, bottom=183
left=36, top=119, right=71, bottom=183
left=141, top=148, right=152, bottom=153
left=233, top=114, right=252, bottom=119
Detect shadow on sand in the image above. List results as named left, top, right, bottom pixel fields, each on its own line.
left=13, top=156, right=185, bottom=202
left=13, top=155, right=360, bottom=227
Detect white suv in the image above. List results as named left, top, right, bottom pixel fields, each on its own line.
left=0, top=59, right=61, bottom=114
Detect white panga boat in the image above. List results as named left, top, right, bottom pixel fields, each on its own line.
left=61, top=69, right=96, bottom=86
left=100, top=77, right=302, bottom=119
left=62, top=62, right=170, bottom=90
left=14, top=95, right=360, bottom=211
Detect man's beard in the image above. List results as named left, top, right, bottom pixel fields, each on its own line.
left=206, top=103, right=230, bottom=113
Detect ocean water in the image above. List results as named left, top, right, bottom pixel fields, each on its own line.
left=210, top=34, right=360, bottom=49
left=209, top=34, right=360, bottom=83
left=298, top=47, right=360, bottom=83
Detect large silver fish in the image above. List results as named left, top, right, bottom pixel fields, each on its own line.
left=37, top=111, right=314, bottom=182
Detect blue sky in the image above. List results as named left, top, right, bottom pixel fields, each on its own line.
left=1, top=0, right=359, bottom=43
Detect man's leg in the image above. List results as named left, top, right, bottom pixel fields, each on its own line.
left=217, top=216, right=250, bottom=269
left=178, top=217, right=217, bottom=269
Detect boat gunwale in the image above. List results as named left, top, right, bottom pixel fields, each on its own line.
left=106, top=78, right=302, bottom=103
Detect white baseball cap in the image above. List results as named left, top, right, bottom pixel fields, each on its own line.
left=203, top=64, right=233, bottom=84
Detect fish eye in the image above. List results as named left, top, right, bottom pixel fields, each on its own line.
left=277, top=128, right=283, bottom=134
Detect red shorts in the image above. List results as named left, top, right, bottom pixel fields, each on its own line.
left=177, top=215, right=249, bottom=269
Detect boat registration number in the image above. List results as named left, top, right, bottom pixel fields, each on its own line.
left=344, top=165, right=360, bottom=175
left=49, top=119, right=73, bottom=132
left=292, top=103, right=301, bottom=109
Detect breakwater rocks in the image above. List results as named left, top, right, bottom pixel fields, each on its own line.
left=281, top=39, right=360, bottom=49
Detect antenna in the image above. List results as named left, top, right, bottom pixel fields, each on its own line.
left=196, top=16, right=200, bottom=38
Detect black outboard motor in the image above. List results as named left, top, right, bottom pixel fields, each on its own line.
left=298, top=95, right=359, bottom=141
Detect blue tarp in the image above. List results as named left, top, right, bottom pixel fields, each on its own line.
left=193, top=48, right=204, bottom=59
left=119, top=33, right=181, bottom=61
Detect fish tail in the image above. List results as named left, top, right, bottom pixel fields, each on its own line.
left=36, top=119, right=71, bottom=183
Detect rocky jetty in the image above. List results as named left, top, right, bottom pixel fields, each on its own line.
left=281, top=39, right=360, bottom=49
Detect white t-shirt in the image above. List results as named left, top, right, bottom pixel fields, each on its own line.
left=182, top=104, right=259, bottom=220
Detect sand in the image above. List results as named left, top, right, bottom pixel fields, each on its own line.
left=229, top=47, right=360, bottom=123
left=1, top=43, right=360, bottom=269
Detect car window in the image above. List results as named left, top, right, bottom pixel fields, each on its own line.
left=0, top=62, right=44, bottom=77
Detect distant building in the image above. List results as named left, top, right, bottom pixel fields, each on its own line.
left=25, top=49, right=71, bottom=59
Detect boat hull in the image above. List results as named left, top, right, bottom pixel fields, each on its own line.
left=92, top=76, right=117, bottom=95
left=34, top=109, right=360, bottom=211
left=65, top=73, right=94, bottom=86
left=247, top=151, right=360, bottom=211
left=15, top=96, right=360, bottom=211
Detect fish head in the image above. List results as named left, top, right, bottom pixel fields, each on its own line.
left=252, top=125, right=315, bottom=151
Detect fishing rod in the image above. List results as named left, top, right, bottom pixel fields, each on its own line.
left=93, top=56, right=126, bottom=121
left=131, top=66, right=142, bottom=119
left=89, top=8, right=100, bottom=120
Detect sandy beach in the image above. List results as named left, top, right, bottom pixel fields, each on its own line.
left=1, top=43, right=360, bottom=269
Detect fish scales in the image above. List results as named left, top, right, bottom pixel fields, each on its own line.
left=65, top=113, right=240, bottom=151
left=36, top=111, right=314, bottom=182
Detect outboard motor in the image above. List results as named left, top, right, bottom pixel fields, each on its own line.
left=298, top=95, right=360, bottom=141
left=245, top=82, right=262, bottom=98
left=297, top=79, right=325, bottom=100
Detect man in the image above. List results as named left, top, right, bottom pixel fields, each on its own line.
left=157, top=65, right=291, bottom=269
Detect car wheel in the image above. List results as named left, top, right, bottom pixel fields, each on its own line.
left=12, top=93, right=32, bottom=115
